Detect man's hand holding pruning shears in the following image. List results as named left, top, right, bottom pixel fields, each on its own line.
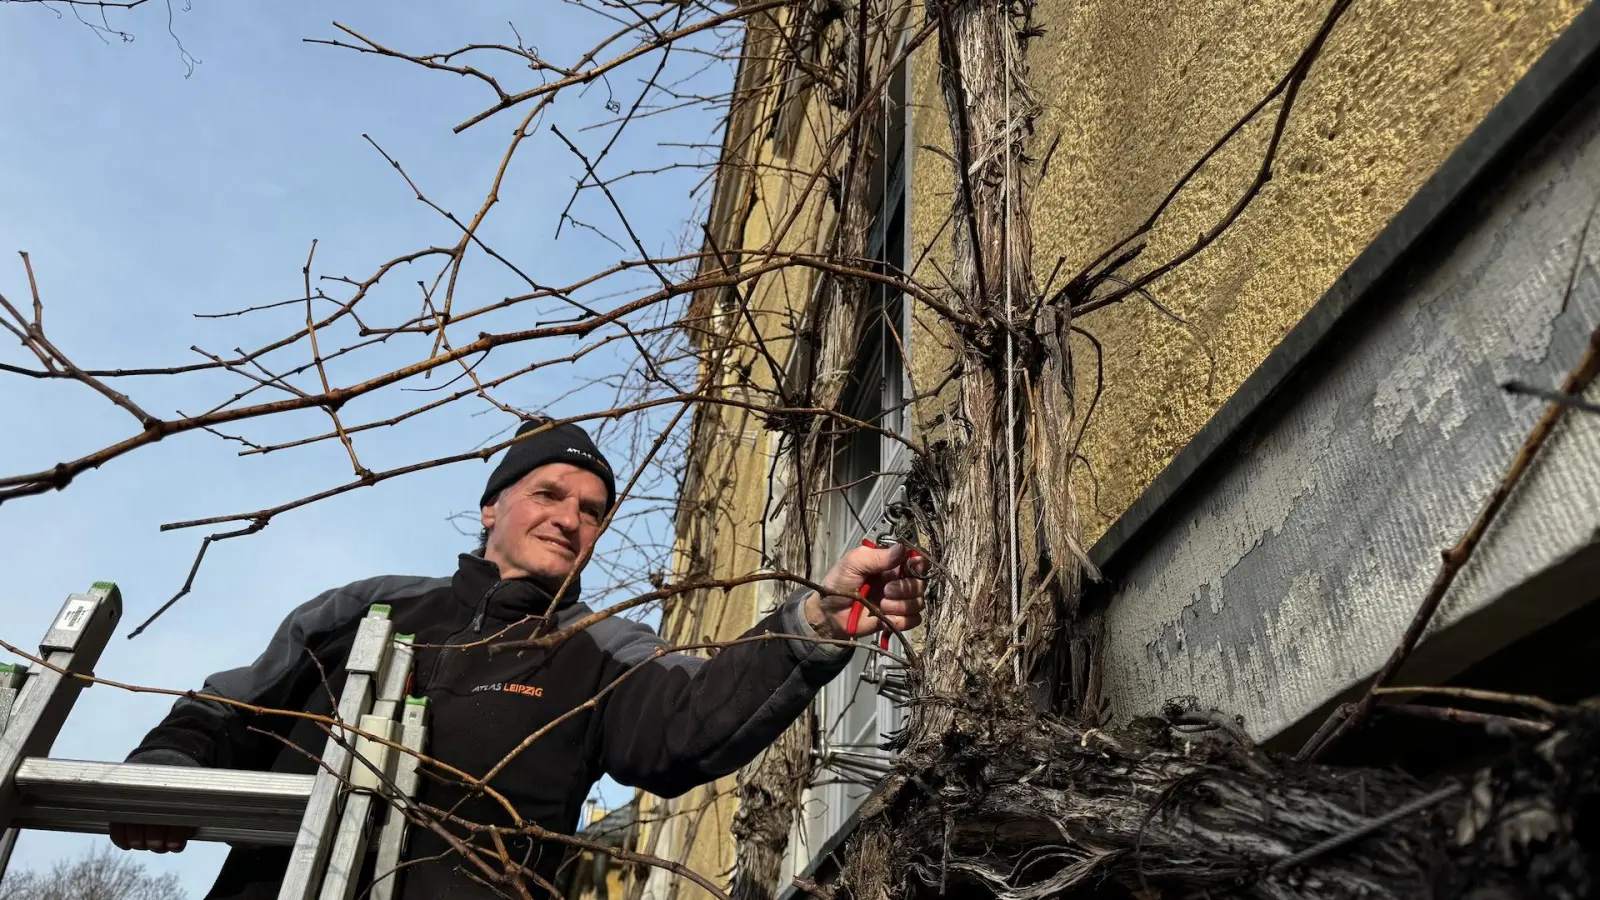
left=801, top=503, right=928, bottom=649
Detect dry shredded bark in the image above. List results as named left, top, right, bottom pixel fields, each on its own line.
left=824, top=696, right=1600, bottom=899
left=731, top=709, right=815, bottom=900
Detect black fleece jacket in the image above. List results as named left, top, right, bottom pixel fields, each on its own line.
left=127, top=553, right=852, bottom=900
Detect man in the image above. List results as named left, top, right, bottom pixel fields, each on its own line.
left=113, top=418, right=926, bottom=899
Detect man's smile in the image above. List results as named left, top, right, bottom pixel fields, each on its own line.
left=538, top=534, right=576, bottom=556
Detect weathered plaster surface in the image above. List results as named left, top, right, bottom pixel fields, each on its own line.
left=1102, top=84, right=1600, bottom=739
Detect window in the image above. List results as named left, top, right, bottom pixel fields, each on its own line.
left=779, top=46, right=911, bottom=884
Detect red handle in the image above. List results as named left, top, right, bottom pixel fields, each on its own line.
left=849, top=538, right=915, bottom=650
left=846, top=539, right=878, bottom=639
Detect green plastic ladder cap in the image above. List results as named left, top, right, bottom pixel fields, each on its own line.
left=395, top=633, right=416, bottom=642
left=0, top=662, right=22, bottom=674
left=91, top=581, right=118, bottom=592
left=405, top=695, right=430, bottom=706
left=369, top=603, right=392, bottom=617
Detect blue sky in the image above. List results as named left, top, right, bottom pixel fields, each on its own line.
left=0, top=2, right=724, bottom=893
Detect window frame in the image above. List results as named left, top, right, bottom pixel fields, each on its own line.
left=779, top=36, right=914, bottom=884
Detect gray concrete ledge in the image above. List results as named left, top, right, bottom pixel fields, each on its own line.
left=1098, top=40, right=1600, bottom=742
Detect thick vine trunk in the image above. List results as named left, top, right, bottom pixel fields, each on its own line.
left=730, top=708, right=813, bottom=900
left=906, top=0, right=1062, bottom=745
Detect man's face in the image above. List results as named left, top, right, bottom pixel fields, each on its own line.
left=480, top=463, right=609, bottom=582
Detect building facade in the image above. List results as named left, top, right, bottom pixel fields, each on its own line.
left=630, top=2, right=1598, bottom=898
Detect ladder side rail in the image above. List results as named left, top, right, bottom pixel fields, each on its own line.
left=0, top=822, right=16, bottom=877
left=316, top=714, right=396, bottom=900
left=317, top=632, right=413, bottom=900
left=369, top=697, right=429, bottom=900
left=0, top=583, right=122, bottom=882
left=276, top=606, right=394, bottom=900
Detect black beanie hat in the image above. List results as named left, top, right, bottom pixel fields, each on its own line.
left=480, top=418, right=617, bottom=510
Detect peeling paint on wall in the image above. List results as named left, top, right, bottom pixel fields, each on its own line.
left=1102, top=83, right=1600, bottom=742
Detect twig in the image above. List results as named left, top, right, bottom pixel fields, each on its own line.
left=1380, top=703, right=1552, bottom=736
left=125, top=518, right=267, bottom=638
left=1502, top=379, right=1600, bottom=415
left=1373, top=685, right=1571, bottom=718
left=555, top=15, right=685, bottom=241
left=237, top=329, right=658, bottom=457
left=451, top=0, right=791, bottom=133
left=309, top=23, right=510, bottom=101
left=1300, top=310, right=1600, bottom=761
left=1060, top=0, right=1353, bottom=315
left=299, top=239, right=370, bottom=480
left=1271, top=782, right=1464, bottom=872
left=2, top=253, right=163, bottom=430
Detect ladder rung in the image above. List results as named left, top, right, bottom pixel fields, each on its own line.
left=11, top=758, right=314, bottom=846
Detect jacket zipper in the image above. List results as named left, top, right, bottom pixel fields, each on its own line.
left=420, top=580, right=504, bottom=692
left=469, top=581, right=503, bottom=634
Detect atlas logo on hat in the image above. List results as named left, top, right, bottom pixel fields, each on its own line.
left=563, top=446, right=605, bottom=468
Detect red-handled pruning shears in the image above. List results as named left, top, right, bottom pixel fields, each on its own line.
left=847, top=532, right=921, bottom=651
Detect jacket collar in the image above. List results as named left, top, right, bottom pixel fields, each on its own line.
left=452, top=552, right=582, bottom=621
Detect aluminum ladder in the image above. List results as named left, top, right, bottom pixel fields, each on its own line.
left=0, top=582, right=430, bottom=900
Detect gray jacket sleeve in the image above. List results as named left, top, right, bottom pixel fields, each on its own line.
left=125, top=576, right=433, bottom=770
left=591, top=587, right=854, bottom=797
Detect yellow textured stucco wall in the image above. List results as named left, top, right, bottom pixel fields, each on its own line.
left=909, top=0, right=1585, bottom=544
